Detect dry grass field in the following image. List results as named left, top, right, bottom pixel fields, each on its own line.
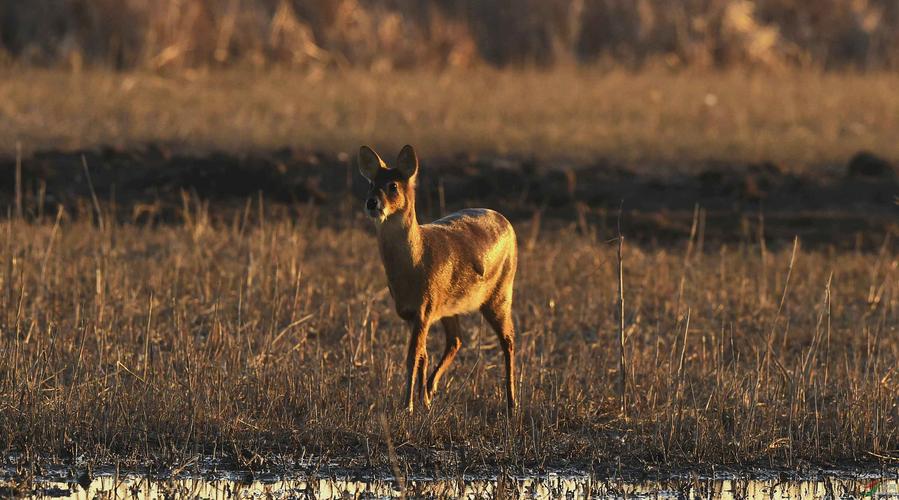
left=0, top=197, right=896, bottom=474
left=0, top=68, right=897, bottom=477
left=2, top=69, right=899, bottom=166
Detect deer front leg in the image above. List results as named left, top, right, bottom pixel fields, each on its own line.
left=404, top=319, right=430, bottom=413
left=418, top=347, right=430, bottom=409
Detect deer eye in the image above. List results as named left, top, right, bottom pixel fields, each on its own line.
left=387, top=182, right=399, bottom=194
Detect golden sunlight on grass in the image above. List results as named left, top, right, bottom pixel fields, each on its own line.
left=0, top=212, right=895, bottom=467
left=2, top=69, right=898, bottom=168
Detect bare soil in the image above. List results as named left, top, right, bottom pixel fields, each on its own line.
left=2, top=146, right=896, bottom=248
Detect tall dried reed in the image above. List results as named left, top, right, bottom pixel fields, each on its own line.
left=1, top=0, right=898, bottom=70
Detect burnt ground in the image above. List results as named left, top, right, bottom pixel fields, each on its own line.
left=1, top=146, right=896, bottom=249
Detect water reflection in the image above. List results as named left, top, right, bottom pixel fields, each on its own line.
left=5, top=468, right=899, bottom=499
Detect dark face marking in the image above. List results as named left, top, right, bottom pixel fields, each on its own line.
left=364, top=168, right=412, bottom=221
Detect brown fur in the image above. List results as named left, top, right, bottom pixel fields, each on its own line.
left=359, top=145, right=518, bottom=413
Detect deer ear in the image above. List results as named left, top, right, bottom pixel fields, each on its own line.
left=358, top=146, right=386, bottom=181
left=396, top=145, right=419, bottom=179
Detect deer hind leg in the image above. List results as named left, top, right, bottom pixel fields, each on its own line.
left=481, top=296, right=517, bottom=414
left=405, top=320, right=430, bottom=413
left=426, top=315, right=463, bottom=404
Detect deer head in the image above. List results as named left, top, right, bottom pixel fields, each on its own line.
left=358, top=145, right=419, bottom=224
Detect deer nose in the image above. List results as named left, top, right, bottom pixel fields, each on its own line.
left=366, top=198, right=378, bottom=211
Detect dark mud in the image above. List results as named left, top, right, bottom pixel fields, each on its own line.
left=1, top=146, right=896, bottom=248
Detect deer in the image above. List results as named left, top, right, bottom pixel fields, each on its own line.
left=358, top=145, right=518, bottom=414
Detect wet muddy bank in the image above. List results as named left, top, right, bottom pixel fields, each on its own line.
left=1, top=146, right=895, bottom=248
left=2, top=458, right=898, bottom=499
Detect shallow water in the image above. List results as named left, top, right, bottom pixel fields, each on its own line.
left=3, top=462, right=898, bottom=499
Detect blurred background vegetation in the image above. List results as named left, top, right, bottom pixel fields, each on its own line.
left=1, top=0, right=898, bottom=72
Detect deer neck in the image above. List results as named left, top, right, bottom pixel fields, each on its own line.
left=377, top=205, right=424, bottom=279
